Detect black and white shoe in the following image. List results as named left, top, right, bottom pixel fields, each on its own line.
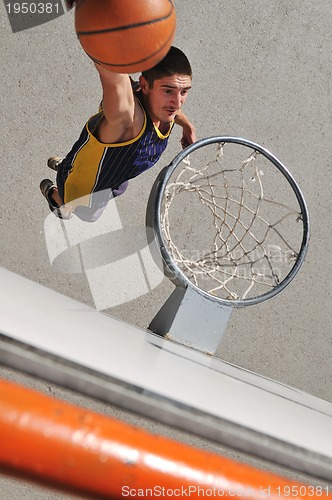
left=47, top=156, right=63, bottom=172
left=40, top=179, right=72, bottom=220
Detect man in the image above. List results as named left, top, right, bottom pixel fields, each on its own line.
left=40, top=46, right=195, bottom=222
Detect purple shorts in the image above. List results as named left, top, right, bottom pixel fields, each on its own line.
left=73, top=181, right=129, bottom=222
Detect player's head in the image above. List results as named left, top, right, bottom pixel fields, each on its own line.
left=141, top=46, right=192, bottom=87
left=139, top=47, right=192, bottom=124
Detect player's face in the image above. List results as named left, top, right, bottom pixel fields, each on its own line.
left=141, top=74, right=192, bottom=124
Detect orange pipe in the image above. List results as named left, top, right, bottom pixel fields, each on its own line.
left=0, top=379, right=327, bottom=499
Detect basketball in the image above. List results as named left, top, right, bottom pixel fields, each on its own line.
left=75, top=0, right=176, bottom=73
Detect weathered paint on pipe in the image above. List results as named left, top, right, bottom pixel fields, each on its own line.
left=0, top=379, right=323, bottom=498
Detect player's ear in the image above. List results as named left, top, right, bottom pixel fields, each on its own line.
left=139, top=75, right=149, bottom=94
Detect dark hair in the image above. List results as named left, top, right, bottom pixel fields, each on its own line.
left=141, top=46, right=192, bottom=87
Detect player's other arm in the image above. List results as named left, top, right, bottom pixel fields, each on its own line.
left=94, top=64, right=136, bottom=143
left=174, top=109, right=196, bottom=148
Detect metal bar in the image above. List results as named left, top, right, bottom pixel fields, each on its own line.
left=0, top=379, right=326, bottom=499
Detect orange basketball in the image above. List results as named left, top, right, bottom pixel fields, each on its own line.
left=75, top=0, right=176, bottom=73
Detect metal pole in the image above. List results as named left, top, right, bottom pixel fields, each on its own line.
left=0, top=379, right=323, bottom=499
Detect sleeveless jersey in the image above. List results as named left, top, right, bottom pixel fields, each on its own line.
left=57, top=97, right=173, bottom=208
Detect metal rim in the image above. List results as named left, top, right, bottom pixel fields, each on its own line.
left=151, top=137, right=310, bottom=307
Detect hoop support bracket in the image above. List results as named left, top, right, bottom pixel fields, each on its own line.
left=148, top=286, right=233, bottom=355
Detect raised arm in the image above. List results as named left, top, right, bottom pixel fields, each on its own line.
left=94, top=64, right=137, bottom=144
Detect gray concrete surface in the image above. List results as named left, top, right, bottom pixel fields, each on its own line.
left=0, top=0, right=331, bottom=497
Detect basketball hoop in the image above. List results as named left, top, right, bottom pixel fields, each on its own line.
left=147, top=137, right=310, bottom=352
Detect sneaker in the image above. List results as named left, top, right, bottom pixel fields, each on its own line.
left=40, top=179, right=72, bottom=219
left=47, top=156, right=63, bottom=172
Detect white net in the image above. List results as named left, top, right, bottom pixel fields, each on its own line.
left=160, top=141, right=305, bottom=302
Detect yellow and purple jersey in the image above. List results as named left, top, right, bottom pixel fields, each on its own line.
left=57, top=97, right=173, bottom=208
